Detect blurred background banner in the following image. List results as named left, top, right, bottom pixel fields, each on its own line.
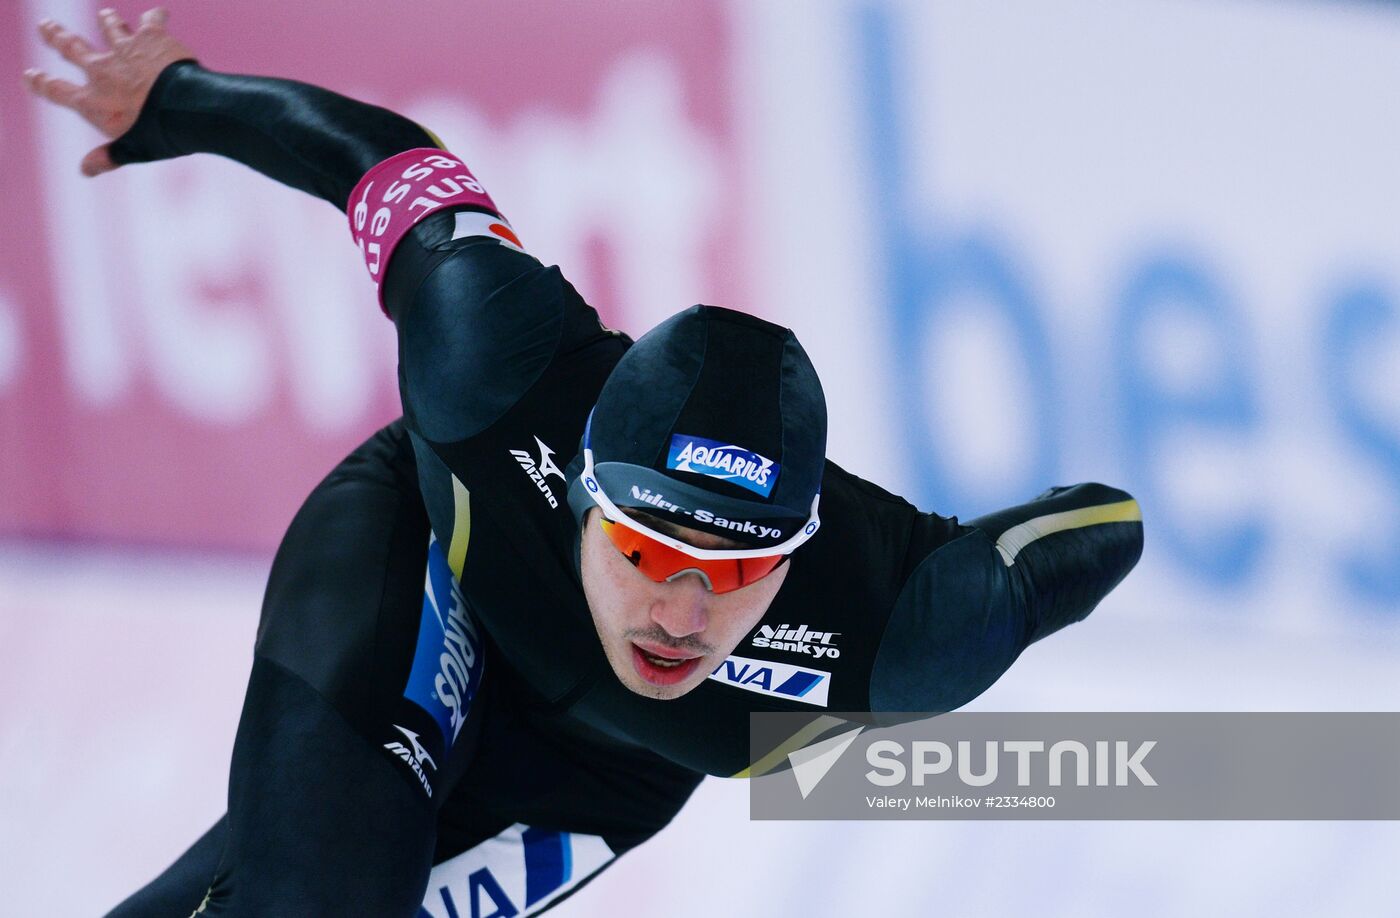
left=744, top=0, right=1400, bottom=628
left=3, top=0, right=1399, bottom=916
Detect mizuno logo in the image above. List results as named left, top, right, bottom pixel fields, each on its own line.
left=384, top=724, right=437, bottom=798
left=511, top=436, right=565, bottom=508
left=667, top=434, right=780, bottom=498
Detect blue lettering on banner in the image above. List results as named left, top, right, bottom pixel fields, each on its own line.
left=854, top=4, right=1400, bottom=610
left=667, top=434, right=779, bottom=497
left=1323, top=282, right=1400, bottom=604
left=1114, top=255, right=1266, bottom=587
left=404, top=537, right=486, bottom=747
left=857, top=4, right=1059, bottom=517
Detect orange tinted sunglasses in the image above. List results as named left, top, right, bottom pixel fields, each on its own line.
left=598, top=516, right=786, bottom=593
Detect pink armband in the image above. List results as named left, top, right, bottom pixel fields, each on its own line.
left=347, top=147, right=501, bottom=314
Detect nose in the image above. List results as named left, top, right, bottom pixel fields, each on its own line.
left=648, top=573, right=710, bottom=639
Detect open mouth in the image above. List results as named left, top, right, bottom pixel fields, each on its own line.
left=630, top=642, right=705, bottom=687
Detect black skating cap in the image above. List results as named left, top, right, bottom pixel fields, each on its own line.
left=568, top=305, right=827, bottom=547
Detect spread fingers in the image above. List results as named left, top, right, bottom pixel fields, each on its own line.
left=97, top=8, right=134, bottom=46
left=37, top=19, right=97, bottom=67
left=138, top=8, right=169, bottom=32
left=23, top=68, right=84, bottom=109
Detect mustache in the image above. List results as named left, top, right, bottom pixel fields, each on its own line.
left=624, top=627, right=715, bottom=656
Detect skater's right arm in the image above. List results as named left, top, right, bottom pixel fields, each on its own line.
left=24, top=7, right=600, bottom=451
left=23, top=8, right=434, bottom=209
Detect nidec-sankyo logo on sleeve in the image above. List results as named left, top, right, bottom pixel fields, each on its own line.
left=666, top=434, right=780, bottom=498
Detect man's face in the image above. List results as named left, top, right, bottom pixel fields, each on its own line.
left=579, top=508, right=790, bottom=700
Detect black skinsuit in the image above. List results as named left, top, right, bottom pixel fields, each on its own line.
left=104, top=61, right=1144, bottom=916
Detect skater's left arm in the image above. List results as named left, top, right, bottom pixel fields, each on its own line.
left=868, top=483, right=1143, bottom=711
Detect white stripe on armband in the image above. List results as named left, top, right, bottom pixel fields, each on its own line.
left=451, top=210, right=525, bottom=252
left=993, top=498, right=1141, bottom=566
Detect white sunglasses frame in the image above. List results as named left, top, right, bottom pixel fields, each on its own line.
left=579, top=448, right=822, bottom=561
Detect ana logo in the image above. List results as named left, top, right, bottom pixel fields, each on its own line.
left=403, top=538, right=486, bottom=749
left=751, top=623, right=841, bottom=659
left=511, top=436, right=565, bottom=508
left=384, top=724, right=437, bottom=798
left=667, top=434, right=779, bottom=498
left=420, top=825, right=616, bottom=918
left=707, top=653, right=831, bottom=707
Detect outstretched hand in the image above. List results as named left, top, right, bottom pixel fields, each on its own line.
left=22, top=7, right=194, bottom=176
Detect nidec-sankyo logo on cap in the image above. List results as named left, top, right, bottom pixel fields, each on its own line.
left=666, top=434, right=780, bottom=498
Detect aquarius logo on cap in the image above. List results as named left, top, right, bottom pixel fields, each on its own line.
left=667, top=434, right=779, bottom=498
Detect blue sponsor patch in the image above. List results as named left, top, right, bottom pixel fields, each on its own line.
left=666, top=434, right=779, bottom=498
left=707, top=653, right=831, bottom=706
left=404, top=538, right=485, bottom=748
left=420, top=824, right=613, bottom=918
